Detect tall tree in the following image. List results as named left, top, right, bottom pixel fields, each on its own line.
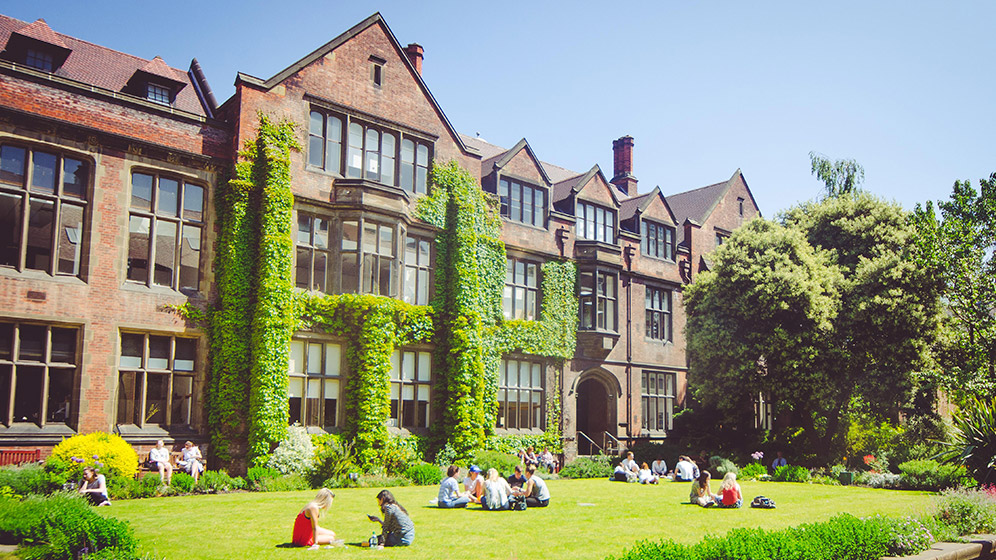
left=911, top=174, right=996, bottom=397
left=809, top=151, right=865, bottom=197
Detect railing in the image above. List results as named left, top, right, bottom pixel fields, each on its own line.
left=575, top=431, right=603, bottom=456
left=603, top=433, right=622, bottom=455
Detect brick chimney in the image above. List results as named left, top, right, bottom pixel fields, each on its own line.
left=611, top=135, right=637, bottom=195
left=404, top=43, right=423, bottom=76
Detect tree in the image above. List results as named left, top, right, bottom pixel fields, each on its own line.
left=911, top=174, right=996, bottom=397
left=809, top=151, right=865, bottom=197
left=686, top=194, right=941, bottom=463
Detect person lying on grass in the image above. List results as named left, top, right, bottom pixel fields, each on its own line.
left=291, top=488, right=337, bottom=549
left=364, top=490, right=414, bottom=547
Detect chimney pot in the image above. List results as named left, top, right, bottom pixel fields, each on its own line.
left=405, top=43, right=424, bottom=76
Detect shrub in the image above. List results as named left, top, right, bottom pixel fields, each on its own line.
left=246, top=466, right=280, bottom=490
left=403, top=463, right=442, bottom=486
left=469, top=450, right=520, bottom=477
left=940, top=395, right=996, bottom=485
left=0, top=492, right=137, bottom=560
left=482, top=434, right=550, bottom=456
left=738, top=462, right=768, bottom=481
left=899, top=459, right=972, bottom=491
left=169, top=472, right=195, bottom=494
left=560, top=455, right=614, bottom=479
left=708, top=456, right=738, bottom=477
left=354, top=474, right=409, bottom=488
left=259, top=474, right=310, bottom=492
left=934, top=487, right=996, bottom=535
left=195, top=470, right=244, bottom=493
left=856, top=471, right=902, bottom=489
left=876, top=515, right=934, bottom=556
left=0, top=464, right=56, bottom=496
left=772, top=465, right=811, bottom=483
left=811, top=474, right=842, bottom=486
left=433, top=443, right=458, bottom=467
left=266, top=425, right=314, bottom=475
left=49, top=432, right=139, bottom=480
left=309, top=437, right=356, bottom=488
left=372, top=437, right=422, bottom=476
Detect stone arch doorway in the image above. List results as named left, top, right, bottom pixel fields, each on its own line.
left=574, top=370, right=618, bottom=455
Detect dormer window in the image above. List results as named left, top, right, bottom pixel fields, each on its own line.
left=146, top=83, right=171, bottom=105
left=576, top=201, right=616, bottom=244
left=499, top=178, right=546, bottom=228
left=24, top=48, right=54, bottom=72
left=641, top=220, right=676, bottom=260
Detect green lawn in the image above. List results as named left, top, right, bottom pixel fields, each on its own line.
left=100, top=479, right=936, bottom=560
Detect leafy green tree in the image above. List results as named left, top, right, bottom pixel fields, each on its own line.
left=809, top=151, right=865, bottom=197
left=686, top=194, right=941, bottom=462
left=911, top=174, right=996, bottom=397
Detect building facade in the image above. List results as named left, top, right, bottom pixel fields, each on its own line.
left=0, top=13, right=760, bottom=460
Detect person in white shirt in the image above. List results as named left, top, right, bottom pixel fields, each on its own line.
left=462, top=465, right=483, bottom=504
left=148, top=440, right=172, bottom=485
left=771, top=451, right=788, bottom=470
left=482, top=468, right=513, bottom=510
left=621, top=451, right=639, bottom=474
left=651, top=458, right=668, bottom=478
left=674, top=455, right=698, bottom=482
left=179, top=440, right=204, bottom=482
left=638, top=462, right=659, bottom=484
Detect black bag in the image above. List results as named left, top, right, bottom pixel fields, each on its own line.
left=509, top=495, right=527, bottom=511
left=750, top=496, right=776, bottom=509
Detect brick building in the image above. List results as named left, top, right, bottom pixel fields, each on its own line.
left=0, top=13, right=759, bottom=460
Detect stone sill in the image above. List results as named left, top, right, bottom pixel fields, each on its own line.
left=886, top=535, right=996, bottom=560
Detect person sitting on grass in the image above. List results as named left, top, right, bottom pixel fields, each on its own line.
left=539, top=447, right=558, bottom=473
left=148, top=440, right=172, bottom=485
left=291, top=488, right=337, bottom=549
left=483, top=468, right=514, bottom=510
left=638, top=462, right=659, bottom=484
left=507, top=465, right=527, bottom=489
left=437, top=465, right=471, bottom=508
left=365, top=490, right=414, bottom=547
left=719, top=472, right=742, bottom=508
left=651, top=458, right=668, bottom=479
left=79, top=466, right=110, bottom=506
left=463, top=464, right=484, bottom=504
left=179, top=440, right=204, bottom=483
left=689, top=470, right=719, bottom=507
left=515, top=464, right=551, bottom=507
left=674, top=455, right=698, bottom=482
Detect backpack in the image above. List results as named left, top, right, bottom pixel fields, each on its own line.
left=750, top=496, right=776, bottom=509
left=509, top=495, right=527, bottom=511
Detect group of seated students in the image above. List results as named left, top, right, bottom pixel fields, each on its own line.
left=690, top=470, right=742, bottom=508
left=517, top=446, right=559, bottom=473
left=146, top=439, right=205, bottom=485
left=437, top=463, right=551, bottom=510
left=291, top=488, right=415, bottom=549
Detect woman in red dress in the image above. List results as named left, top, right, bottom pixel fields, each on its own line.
left=292, top=488, right=336, bottom=548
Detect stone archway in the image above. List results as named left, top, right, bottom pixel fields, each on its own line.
left=574, top=370, right=618, bottom=455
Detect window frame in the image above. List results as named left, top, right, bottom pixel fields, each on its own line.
left=403, top=233, right=433, bottom=305
left=24, top=48, right=55, bottom=72
left=496, top=357, right=545, bottom=431
left=0, top=143, right=90, bottom=278
left=0, top=320, right=79, bottom=428
left=576, top=200, right=616, bottom=244
left=295, top=212, right=332, bottom=292
left=116, top=332, right=198, bottom=430
left=640, top=371, right=675, bottom=433
left=388, top=348, right=432, bottom=430
left=126, top=170, right=205, bottom=293
left=640, top=219, right=676, bottom=261
left=645, top=286, right=673, bottom=343
left=288, top=338, right=342, bottom=430
left=578, top=269, right=618, bottom=332
left=498, top=177, right=547, bottom=228
left=503, top=257, right=540, bottom=320
left=146, top=83, right=172, bottom=105
left=307, top=108, right=433, bottom=194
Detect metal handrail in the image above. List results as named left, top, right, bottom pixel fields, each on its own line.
left=575, top=430, right=603, bottom=455
left=603, top=432, right=621, bottom=453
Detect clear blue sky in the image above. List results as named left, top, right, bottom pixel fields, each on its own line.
left=6, top=1, right=994, bottom=215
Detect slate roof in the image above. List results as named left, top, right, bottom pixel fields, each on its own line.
left=0, top=15, right=208, bottom=116
left=665, top=179, right=730, bottom=226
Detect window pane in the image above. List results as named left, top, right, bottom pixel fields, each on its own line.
left=306, top=378, right=321, bottom=426
left=153, top=220, right=177, bottom=287
left=340, top=252, right=358, bottom=293
left=50, top=328, right=76, bottom=363
left=364, top=129, right=380, bottom=181
left=127, top=216, right=150, bottom=281
left=404, top=266, right=416, bottom=304
left=390, top=350, right=401, bottom=381
left=171, top=375, right=192, bottom=426
left=179, top=224, right=200, bottom=291
left=532, top=391, right=542, bottom=429
left=379, top=256, right=392, bottom=296
left=363, top=222, right=377, bottom=253
left=417, top=269, right=429, bottom=305
left=510, top=182, right=521, bottom=222
left=499, top=180, right=509, bottom=216
left=183, top=184, right=204, bottom=222
left=416, top=145, right=428, bottom=193
left=313, top=252, right=327, bottom=292
left=400, top=139, right=414, bottom=191
left=144, top=373, right=167, bottom=424
left=308, top=112, right=324, bottom=167
left=401, top=383, right=415, bottom=427
left=522, top=185, right=533, bottom=225
left=307, top=343, right=322, bottom=374
left=533, top=189, right=544, bottom=227
left=0, top=192, right=22, bottom=267
left=381, top=133, right=395, bottom=186
left=57, top=203, right=83, bottom=275
left=148, top=336, right=169, bottom=370
left=18, top=325, right=45, bottom=361
left=323, top=378, right=338, bottom=427
left=325, top=344, right=340, bottom=375
left=289, top=341, right=304, bottom=374
left=0, top=323, right=11, bottom=361
left=326, top=116, right=342, bottom=172
left=416, top=385, right=429, bottom=427
left=341, top=221, right=358, bottom=251
left=62, top=158, right=87, bottom=199
left=403, top=352, right=415, bottom=381
left=417, top=352, right=431, bottom=382
left=288, top=377, right=303, bottom=425
left=531, top=363, right=541, bottom=388
left=30, top=151, right=57, bottom=194
left=519, top=390, right=529, bottom=428
left=0, top=146, right=26, bottom=186
left=295, top=247, right=311, bottom=289
left=158, top=178, right=179, bottom=217
left=120, top=333, right=144, bottom=369
left=175, top=339, right=195, bottom=371
left=25, top=199, right=54, bottom=271
left=117, top=370, right=138, bottom=424
left=347, top=123, right=363, bottom=178
left=379, top=225, right=393, bottom=256
left=131, top=173, right=153, bottom=211
left=13, top=365, right=42, bottom=423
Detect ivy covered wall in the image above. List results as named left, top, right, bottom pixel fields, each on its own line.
left=207, top=117, right=577, bottom=471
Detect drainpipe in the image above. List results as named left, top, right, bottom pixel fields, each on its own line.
left=624, top=245, right=636, bottom=442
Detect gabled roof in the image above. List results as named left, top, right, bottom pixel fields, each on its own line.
left=665, top=169, right=748, bottom=225
left=619, top=186, right=677, bottom=224
left=553, top=164, right=620, bottom=206
left=0, top=14, right=209, bottom=116
left=137, top=56, right=186, bottom=84
left=487, top=138, right=552, bottom=185
left=234, top=13, right=475, bottom=157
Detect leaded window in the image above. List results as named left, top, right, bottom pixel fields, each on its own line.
left=288, top=339, right=341, bottom=428
left=641, top=220, right=675, bottom=260
left=498, top=178, right=546, bottom=228
left=645, top=286, right=673, bottom=342
left=576, top=201, right=615, bottom=243
left=641, top=371, right=675, bottom=432
left=0, top=145, right=88, bottom=277
left=503, top=258, right=539, bottom=320
left=25, top=49, right=54, bottom=72
left=117, top=333, right=197, bottom=428
left=127, top=172, right=204, bottom=292
left=0, top=321, right=78, bottom=427
left=579, top=270, right=617, bottom=331
left=146, top=83, right=171, bottom=105
left=388, top=349, right=431, bottom=429
left=403, top=235, right=432, bottom=305
left=496, top=358, right=544, bottom=430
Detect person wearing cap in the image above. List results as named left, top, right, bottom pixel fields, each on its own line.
left=463, top=465, right=484, bottom=504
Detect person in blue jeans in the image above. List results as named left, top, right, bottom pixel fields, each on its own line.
left=437, top=465, right=471, bottom=508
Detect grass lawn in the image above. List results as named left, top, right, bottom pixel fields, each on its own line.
left=100, top=479, right=936, bottom=560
